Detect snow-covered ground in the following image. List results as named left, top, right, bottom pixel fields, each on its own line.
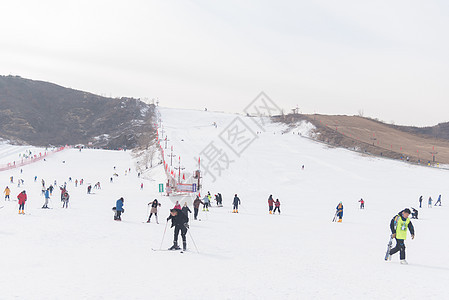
left=1, top=108, right=448, bottom=299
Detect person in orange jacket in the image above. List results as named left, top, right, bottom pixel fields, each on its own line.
left=4, top=186, right=11, bottom=200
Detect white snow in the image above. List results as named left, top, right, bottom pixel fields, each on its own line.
left=0, top=107, right=448, bottom=299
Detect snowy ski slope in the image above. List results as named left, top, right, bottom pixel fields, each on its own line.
left=0, top=107, right=448, bottom=299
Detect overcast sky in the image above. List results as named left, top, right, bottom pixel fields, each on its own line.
left=1, top=0, right=448, bottom=126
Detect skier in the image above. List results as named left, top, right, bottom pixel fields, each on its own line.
left=182, top=202, right=191, bottom=221
left=42, top=188, right=50, bottom=209
left=207, top=192, right=212, bottom=207
left=167, top=208, right=189, bottom=251
left=174, top=201, right=181, bottom=210
left=215, top=194, right=220, bottom=206
left=388, top=208, right=415, bottom=264
left=273, top=199, right=281, bottom=214
left=87, top=185, right=92, bottom=194
left=3, top=186, right=10, bottom=201
left=140, top=183, right=144, bottom=190
left=114, top=197, right=124, bottom=221
left=49, top=185, right=54, bottom=196
left=419, top=196, right=423, bottom=208
left=147, top=199, right=161, bottom=223
left=434, top=195, right=442, bottom=206
left=359, top=198, right=365, bottom=209
left=233, top=194, right=241, bottom=213
left=62, top=192, right=70, bottom=208
left=60, top=186, right=67, bottom=202
left=411, top=207, right=418, bottom=219
left=17, top=190, right=27, bottom=214
left=75, top=179, right=78, bottom=187
left=428, top=197, right=432, bottom=208
left=218, top=193, right=223, bottom=206
left=193, top=196, right=204, bottom=220
left=202, top=195, right=210, bottom=211
left=336, top=202, right=344, bottom=223
left=268, top=195, right=274, bottom=214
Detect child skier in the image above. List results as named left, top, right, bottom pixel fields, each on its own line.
left=358, top=198, right=365, bottom=209
left=17, top=190, right=27, bottom=214
left=388, top=208, right=415, bottom=264
left=268, top=195, right=274, bottom=214
left=336, top=202, right=344, bottom=222
left=233, top=194, right=241, bottom=213
left=167, top=209, right=189, bottom=251
left=147, top=199, right=161, bottom=223
left=273, top=199, right=281, bottom=214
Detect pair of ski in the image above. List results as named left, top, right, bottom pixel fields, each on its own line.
left=384, top=235, right=393, bottom=261
left=151, top=248, right=187, bottom=254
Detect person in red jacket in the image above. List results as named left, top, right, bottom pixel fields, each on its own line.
left=268, top=195, right=275, bottom=214
left=273, top=199, right=281, bottom=214
left=17, top=190, right=27, bottom=214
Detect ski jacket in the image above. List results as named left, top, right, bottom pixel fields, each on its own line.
left=390, top=211, right=414, bottom=239
left=182, top=206, right=191, bottom=216
left=336, top=203, right=343, bottom=212
left=167, top=209, right=188, bottom=228
left=4, top=188, right=10, bottom=195
left=17, top=192, right=27, bottom=205
left=275, top=200, right=280, bottom=207
left=193, top=198, right=204, bottom=209
left=174, top=204, right=182, bottom=209
left=149, top=201, right=160, bottom=213
left=116, top=198, right=124, bottom=212
left=45, top=190, right=50, bottom=199
left=233, top=196, right=241, bottom=205
left=62, top=193, right=70, bottom=202
left=268, top=198, right=275, bottom=206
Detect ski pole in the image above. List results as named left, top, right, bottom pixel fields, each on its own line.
left=159, top=221, right=168, bottom=250
left=332, top=211, right=337, bottom=222
left=188, top=229, right=199, bottom=254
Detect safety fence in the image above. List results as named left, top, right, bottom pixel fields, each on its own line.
left=0, top=146, right=70, bottom=172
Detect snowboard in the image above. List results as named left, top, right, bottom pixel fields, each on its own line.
left=384, top=235, right=393, bottom=261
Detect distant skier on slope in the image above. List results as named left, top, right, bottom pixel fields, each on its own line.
left=42, top=188, right=50, bottom=209
left=419, top=196, right=423, bottom=208
left=411, top=208, right=418, bottom=219
left=233, top=194, right=241, bottom=213
left=358, top=198, right=365, bottom=209
left=182, top=202, right=191, bottom=221
left=268, top=195, right=274, bottom=214
left=17, top=191, right=27, bottom=214
left=218, top=193, right=223, bottom=207
left=174, top=201, right=181, bottom=210
left=387, top=208, right=415, bottom=264
left=3, top=186, right=10, bottom=201
left=434, top=195, right=442, bottom=206
left=62, top=192, right=70, bottom=208
left=273, top=199, right=281, bottom=214
left=335, top=202, right=343, bottom=222
left=167, top=209, right=189, bottom=251
left=114, top=197, right=124, bottom=221
left=193, top=196, right=204, bottom=220
left=202, top=195, right=210, bottom=211
left=147, top=199, right=161, bottom=223
left=428, top=197, right=432, bottom=208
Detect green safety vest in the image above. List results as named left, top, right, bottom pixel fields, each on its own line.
left=395, top=215, right=410, bottom=240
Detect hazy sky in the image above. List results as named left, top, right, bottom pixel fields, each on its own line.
left=1, top=0, right=448, bottom=126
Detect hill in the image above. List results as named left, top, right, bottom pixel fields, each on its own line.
left=0, top=75, right=155, bottom=149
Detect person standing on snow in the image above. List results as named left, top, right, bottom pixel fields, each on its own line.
left=419, top=196, right=423, bottom=208
left=218, top=193, right=223, bottom=207
left=428, top=197, right=432, bottom=208
left=388, top=208, right=415, bottom=264
left=359, top=198, right=365, bottom=209
left=4, top=186, right=11, bottom=201
left=233, top=194, right=241, bottom=213
left=17, top=191, right=27, bottom=214
left=273, top=199, right=281, bottom=214
left=202, top=195, right=210, bottom=211
left=42, top=188, right=50, bottom=209
left=336, top=202, right=344, bottom=222
left=182, top=202, right=191, bottom=221
left=62, top=192, right=70, bottom=208
left=268, top=195, right=275, bottom=214
left=147, top=199, right=161, bottom=223
left=193, top=196, right=204, bottom=220
left=174, top=201, right=181, bottom=210
left=167, top=208, right=189, bottom=251
left=114, top=197, right=124, bottom=221
left=434, top=195, right=442, bottom=206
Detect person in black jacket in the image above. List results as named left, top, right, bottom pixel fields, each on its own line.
left=388, top=208, right=415, bottom=264
left=181, top=202, right=191, bottom=221
left=233, top=194, right=241, bottom=213
left=167, top=209, right=189, bottom=251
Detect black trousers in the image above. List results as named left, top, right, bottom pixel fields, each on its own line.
left=174, top=225, right=187, bottom=243
left=390, top=238, right=406, bottom=260
left=194, top=208, right=199, bottom=219
left=115, top=210, right=122, bottom=220
left=273, top=207, right=280, bottom=214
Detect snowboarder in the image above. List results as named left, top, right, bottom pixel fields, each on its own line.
left=268, top=195, right=274, bottom=214
left=233, top=194, right=241, bottom=213
left=359, top=198, right=365, bottom=209
left=182, top=202, right=191, bottom=221
left=202, top=195, right=210, bottom=211
left=434, top=195, right=442, bottom=206
left=273, top=199, right=281, bottom=214
left=335, top=202, right=343, bottom=222
left=3, top=186, right=10, bottom=201
left=193, top=196, right=204, bottom=220
left=419, top=196, right=423, bottom=208
left=411, top=207, right=418, bottom=219
left=62, top=192, right=70, bottom=208
left=42, top=188, right=50, bottom=209
left=388, top=208, right=415, bottom=264
left=17, top=191, right=27, bottom=214
left=114, top=197, right=124, bottom=221
left=428, top=197, right=432, bottom=208
left=147, top=199, right=161, bottom=223
left=167, top=208, right=189, bottom=251
left=174, top=201, right=181, bottom=210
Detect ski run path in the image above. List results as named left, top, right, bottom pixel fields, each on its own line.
left=0, top=107, right=448, bottom=300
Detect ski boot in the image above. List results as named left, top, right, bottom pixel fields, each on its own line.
left=169, top=242, right=181, bottom=251
left=400, top=260, right=408, bottom=265
left=183, top=241, right=187, bottom=251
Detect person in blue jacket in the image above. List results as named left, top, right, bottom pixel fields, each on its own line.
left=42, top=188, right=50, bottom=209
left=336, top=202, right=343, bottom=222
left=114, top=197, right=124, bottom=221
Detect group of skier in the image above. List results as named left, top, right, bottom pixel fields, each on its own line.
left=267, top=195, right=281, bottom=214
left=419, top=195, right=442, bottom=208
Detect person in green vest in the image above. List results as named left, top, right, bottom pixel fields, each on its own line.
left=389, top=208, right=415, bottom=264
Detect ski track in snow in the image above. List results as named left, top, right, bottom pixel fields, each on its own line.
left=0, top=107, right=448, bottom=299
